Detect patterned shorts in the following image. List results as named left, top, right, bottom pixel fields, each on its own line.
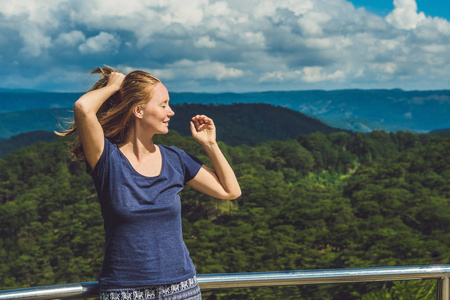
left=100, top=276, right=201, bottom=300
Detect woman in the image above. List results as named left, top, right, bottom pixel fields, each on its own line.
left=65, top=67, right=241, bottom=299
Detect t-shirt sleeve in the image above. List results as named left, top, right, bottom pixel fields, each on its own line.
left=86, top=137, right=112, bottom=178
left=178, top=149, right=204, bottom=183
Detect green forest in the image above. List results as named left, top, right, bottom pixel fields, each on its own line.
left=1, top=127, right=450, bottom=299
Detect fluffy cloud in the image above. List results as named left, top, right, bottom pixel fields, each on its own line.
left=144, top=59, right=244, bottom=81
left=194, top=36, right=217, bottom=48
left=79, top=32, right=121, bottom=54
left=56, top=31, right=86, bottom=46
left=18, top=23, right=52, bottom=57
left=0, top=0, right=449, bottom=92
left=386, top=0, right=426, bottom=29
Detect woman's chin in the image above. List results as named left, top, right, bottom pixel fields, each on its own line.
left=157, top=128, right=169, bottom=135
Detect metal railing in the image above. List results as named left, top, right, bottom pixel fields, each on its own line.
left=1, top=265, right=450, bottom=300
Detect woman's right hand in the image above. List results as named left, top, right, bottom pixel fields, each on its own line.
left=106, top=72, right=125, bottom=91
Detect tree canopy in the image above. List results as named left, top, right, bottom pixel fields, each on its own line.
left=0, top=129, right=449, bottom=299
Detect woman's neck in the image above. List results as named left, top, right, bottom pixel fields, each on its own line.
left=120, top=127, right=156, bottom=161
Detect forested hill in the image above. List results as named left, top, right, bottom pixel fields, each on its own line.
left=1, top=129, right=450, bottom=299
left=0, top=103, right=342, bottom=145
left=168, top=103, right=342, bottom=145
left=0, top=131, right=58, bottom=157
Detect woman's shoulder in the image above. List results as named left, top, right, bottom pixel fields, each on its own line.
left=104, top=137, right=120, bottom=152
left=159, top=144, right=203, bottom=166
left=159, top=144, right=184, bottom=156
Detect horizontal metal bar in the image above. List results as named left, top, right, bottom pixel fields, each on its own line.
left=198, top=265, right=450, bottom=290
left=1, top=265, right=450, bottom=300
left=0, top=282, right=98, bottom=300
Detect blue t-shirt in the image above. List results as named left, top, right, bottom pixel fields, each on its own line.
left=88, top=138, right=203, bottom=288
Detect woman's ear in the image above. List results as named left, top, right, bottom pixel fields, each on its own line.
left=133, top=105, right=144, bottom=119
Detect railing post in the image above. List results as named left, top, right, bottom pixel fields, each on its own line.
left=438, top=275, right=450, bottom=300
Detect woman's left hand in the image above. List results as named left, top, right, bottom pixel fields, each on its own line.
left=190, top=115, right=216, bottom=145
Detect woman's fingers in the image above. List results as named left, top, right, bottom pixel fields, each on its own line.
left=190, top=115, right=217, bottom=145
left=106, top=72, right=125, bottom=89
left=190, top=121, right=197, bottom=134
left=192, top=115, right=214, bottom=127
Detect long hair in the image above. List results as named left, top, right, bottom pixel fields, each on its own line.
left=58, top=66, right=161, bottom=161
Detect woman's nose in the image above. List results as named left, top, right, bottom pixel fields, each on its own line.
left=168, top=106, right=175, bottom=117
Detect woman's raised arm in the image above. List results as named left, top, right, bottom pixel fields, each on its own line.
left=187, top=115, right=241, bottom=200
left=73, top=72, right=125, bottom=169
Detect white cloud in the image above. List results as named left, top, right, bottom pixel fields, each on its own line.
left=253, top=0, right=314, bottom=19
left=206, top=1, right=232, bottom=17
left=18, top=23, right=52, bottom=57
left=242, top=32, right=266, bottom=47
left=298, top=12, right=332, bottom=36
left=161, top=0, right=207, bottom=25
left=300, top=67, right=346, bottom=83
left=1, top=0, right=450, bottom=91
left=78, top=32, right=121, bottom=54
left=421, top=44, right=448, bottom=53
left=386, top=0, right=426, bottom=29
left=117, top=60, right=244, bottom=82
left=194, top=36, right=216, bottom=48
left=369, top=62, right=398, bottom=75
left=156, top=59, right=244, bottom=81
left=1, top=0, right=62, bottom=25
left=56, top=31, right=86, bottom=46
left=259, top=66, right=345, bottom=83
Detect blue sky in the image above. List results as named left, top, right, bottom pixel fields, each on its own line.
left=0, top=0, right=449, bottom=93
left=349, top=0, right=450, bottom=19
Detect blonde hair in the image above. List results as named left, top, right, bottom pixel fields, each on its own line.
left=59, top=66, right=161, bottom=161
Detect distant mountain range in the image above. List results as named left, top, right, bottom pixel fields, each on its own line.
left=1, top=88, right=449, bottom=135
left=0, top=108, right=72, bottom=139
left=0, top=103, right=343, bottom=149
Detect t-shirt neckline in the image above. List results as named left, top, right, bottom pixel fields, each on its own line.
left=116, top=144, right=165, bottom=179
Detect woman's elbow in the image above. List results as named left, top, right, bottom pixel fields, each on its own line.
left=233, top=188, right=242, bottom=199
left=224, top=188, right=242, bottom=200
left=73, top=100, right=88, bottom=116
left=73, top=95, right=97, bottom=116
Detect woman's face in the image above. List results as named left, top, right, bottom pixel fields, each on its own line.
left=138, top=82, right=175, bottom=135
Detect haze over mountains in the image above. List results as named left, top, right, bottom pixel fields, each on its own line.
left=0, top=88, right=449, bottom=141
